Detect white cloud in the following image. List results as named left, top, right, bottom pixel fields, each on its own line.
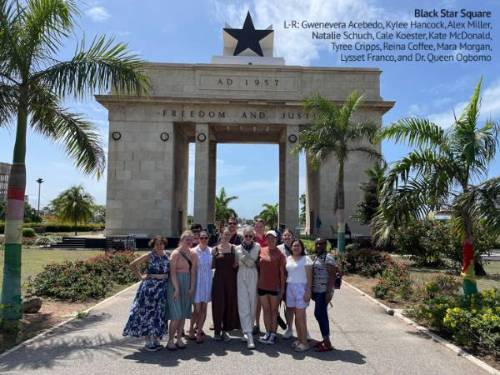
left=211, top=0, right=397, bottom=65
left=426, top=79, right=500, bottom=128
left=86, top=6, right=110, bottom=22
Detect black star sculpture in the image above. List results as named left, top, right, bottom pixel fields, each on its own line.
left=224, top=12, right=272, bottom=57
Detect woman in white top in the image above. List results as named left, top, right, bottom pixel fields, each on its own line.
left=285, top=239, right=313, bottom=352
left=235, top=226, right=260, bottom=349
left=189, top=230, right=212, bottom=343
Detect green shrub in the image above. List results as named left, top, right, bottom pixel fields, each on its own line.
left=409, top=295, right=457, bottom=332
left=393, top=219, right=453, bottom=267
left=418, top=274, right=461, bottom=300
left=22, top=228, right=36, bottom=238
left=343, top=248, right=393, bottom=277
left=27, top=261, right=111, bottom=301
left=0, top=223, right=105, bottom=234
left=373, top=262, right=413, bottom=302
left=26, top=251, right=138, bottom=301
left=393, top=219, right=495, bottom=270
left=410, top=288, right=500, bottom=357
left=443, top=289, right=500, bottom=356
left=86, top=251, right=138, bottom=285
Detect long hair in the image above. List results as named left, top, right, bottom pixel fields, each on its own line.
left=291, top=239, right=306, bottom=256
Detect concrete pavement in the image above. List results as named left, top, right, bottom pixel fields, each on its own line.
left=0, top=283, right=489, bottom=375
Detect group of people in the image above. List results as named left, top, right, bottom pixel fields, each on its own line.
left=123, top=217, right=339, bottom=354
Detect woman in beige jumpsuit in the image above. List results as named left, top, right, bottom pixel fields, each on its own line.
left=236, top=226, right=260, bottom=349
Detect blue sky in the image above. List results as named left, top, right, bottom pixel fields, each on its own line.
left=0, top=0, right=499, bottom=218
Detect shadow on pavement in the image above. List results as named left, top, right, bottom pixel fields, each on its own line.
left=124, top=336, right=366, bottom=367
left=0, top=312, right=122, bottom=372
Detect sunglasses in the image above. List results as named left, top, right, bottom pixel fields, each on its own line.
left=244, top=235, right=254, bottom=239
left=200, top=236, right=208, bottom=239
left=229, top=222, right=236, bottom=225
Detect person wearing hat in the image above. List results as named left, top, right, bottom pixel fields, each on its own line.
left=311, top=237, right=338, bottom=352
left=257, top=230, right=286, bottom=345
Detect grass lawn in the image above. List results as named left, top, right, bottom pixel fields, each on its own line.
left=0, top=247, right=104, bottom=293
left=404, top=259, right=499, bottom=291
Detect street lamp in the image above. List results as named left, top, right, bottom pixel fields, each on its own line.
left=36, top=178, right=44, bottom=214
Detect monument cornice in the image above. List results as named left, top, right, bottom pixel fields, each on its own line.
left=95, top=95, right=395, bottom=114
left=140, top=62, right=383, bottom=74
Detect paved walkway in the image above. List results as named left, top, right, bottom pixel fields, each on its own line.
left=0, top=284, right=488, bottom=375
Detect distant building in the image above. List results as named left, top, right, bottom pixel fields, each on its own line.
left=0, top=162, right=11, bottom=202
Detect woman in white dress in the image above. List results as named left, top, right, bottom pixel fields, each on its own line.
left=189, top=230, right=212, bottom=343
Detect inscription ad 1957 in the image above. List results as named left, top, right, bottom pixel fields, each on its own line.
left=283, top=7, right=494, bottom=64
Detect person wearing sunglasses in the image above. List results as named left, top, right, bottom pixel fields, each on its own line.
left=311, top=238, right=337, bottom=352
left=188, top=230, right=212, bottom=343
left=228, top=217, right=243, bottom=245
left=235, top=226, right=260, bottom=349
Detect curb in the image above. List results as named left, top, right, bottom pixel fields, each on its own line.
left=0, top=282, right=139, bottom=360
left=344, top=281, right=499, bottom=375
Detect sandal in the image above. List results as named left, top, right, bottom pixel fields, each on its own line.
left=294, top=343, right=309, bottom=352
left=315, top=341, right=333, bottom=352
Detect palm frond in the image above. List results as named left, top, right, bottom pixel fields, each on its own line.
left=0, top=82, right=17, bottom=125
left=29, top=86, right=105, bottom=176
left=20, top=0, right=76, bottom=63
left=348, top=121, right=379, bottom=143
left=384, top=149, right=453, bottom=188
left=372, top=178, right=431, bottom=245
left=380, top=118, right=446, bottom=148
left=346, top=146, right=381, bottom=160
left=453, top=177, right=500, bottom=233
left=34, top=35, right=150, bottom=98
left=338, top=91, right=363, bottom=129
left=0, top=0, right=24, bottom=79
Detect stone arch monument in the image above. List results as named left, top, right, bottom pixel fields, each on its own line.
left=97, top=13, right=394, bottom=239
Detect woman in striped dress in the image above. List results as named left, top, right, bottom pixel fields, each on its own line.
left=188, top=230, right=212, bottom=343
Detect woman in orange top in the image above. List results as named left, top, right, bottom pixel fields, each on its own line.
left=257, top=230, right=286, bottom=345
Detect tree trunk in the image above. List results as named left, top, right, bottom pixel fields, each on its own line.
left=1, top=103, right=28, bottom=321
left=336, top=161, right=346, bottom=253
left=461, top=214, right=478, bottom=296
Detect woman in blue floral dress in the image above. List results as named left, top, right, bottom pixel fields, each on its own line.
left=123, top=236, right=169, bottom=351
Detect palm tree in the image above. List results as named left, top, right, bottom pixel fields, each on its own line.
left=355, top=161, right=387, bottom=226
left=0, top=0, right=149, bottom=320
left=215, top=187, right=238, bottom=224
left=51, top=185, right=94, bottom=235
left=299, top=193, right=306, bottom=225
left=259, top=203, right=278, bottom=228
left=375, top=79, right=499, bottom=295
left=296, top=92, right=381, bottom=252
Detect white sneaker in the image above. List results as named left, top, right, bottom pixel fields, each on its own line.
left=283, top=328, right=294, bottom=339
left=247, top=334, right=255, bottom=349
